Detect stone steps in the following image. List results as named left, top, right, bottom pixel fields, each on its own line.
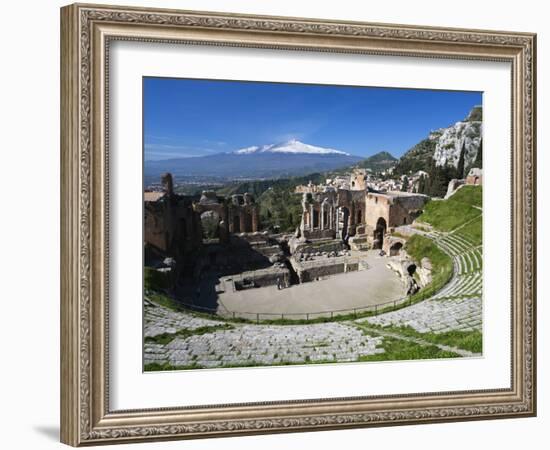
left=432, top=271, right=482, bottom=300
left=420, top=229, right=482, bottom=300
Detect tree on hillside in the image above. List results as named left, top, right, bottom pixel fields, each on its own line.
left=401, top=176, right=409, bottom=192
left=287, top=211, right=294, bottom=230
left=474, top=139, right=483, bottom=168
left=417, top=174, right=427, bottom=194
left=422, top=159, right=457, bottom=198
left=457, top=141, right=466, bottom=179
left=428, top=167, right=448, bottom=197
left=258, top=187, right=302, bottom=232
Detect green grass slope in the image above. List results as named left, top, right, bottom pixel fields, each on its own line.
left=457, top=215, right=482, bottom=246
left=418, top=185, right=482, bottom=232
left=405, top=234, right=453, bottom=300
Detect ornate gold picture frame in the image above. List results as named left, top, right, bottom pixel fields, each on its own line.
left=60, top=3, right=536, bottom=446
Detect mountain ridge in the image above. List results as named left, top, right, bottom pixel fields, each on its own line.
left=144, top=140, right=364, bottom=180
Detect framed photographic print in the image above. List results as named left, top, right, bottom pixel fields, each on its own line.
left=60, top=3, right=537, bottom=446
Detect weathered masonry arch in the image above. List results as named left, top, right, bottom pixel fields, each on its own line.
left=389, top=241, right=403, bottom=256
left=373, top=217, right=387, bottom=249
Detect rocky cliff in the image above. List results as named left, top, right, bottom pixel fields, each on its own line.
left=394, top=106, right=482, bottom=176
left=432, top=106, right=482, bottom=170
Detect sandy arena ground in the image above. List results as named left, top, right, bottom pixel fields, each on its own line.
left=217, top=251, right=406, bottom=318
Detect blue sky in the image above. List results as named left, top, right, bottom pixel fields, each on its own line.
left=144, top=77, right=482, bottom=161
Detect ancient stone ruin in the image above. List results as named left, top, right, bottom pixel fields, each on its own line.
left=144, top=173, right=287, bottom=296
left=445, top=167, right=482, bottom=198
left=144, top=171, right=431, bottom=316
left=294, top=169, right=429, bottom=251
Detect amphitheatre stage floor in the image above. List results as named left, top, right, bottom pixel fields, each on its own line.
left=217, top=251, right=406, bottom=319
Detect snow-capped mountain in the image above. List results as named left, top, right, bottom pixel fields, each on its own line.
left=145, top=139, right=362, bottom=180
left=233, top=139, right=351, bottom=156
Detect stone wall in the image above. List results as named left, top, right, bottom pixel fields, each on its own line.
left=194, top=191, right=260, bottom=237
left=445, top=179, right=465, bottom=199
left=291, top=239, right=347, bottom=256
left=388, top=195, right=428, bottom=227
left=145, top=174, right=262, bottom=260
left=144, top=188, right=202, bottom=259
left=290, top=256, right=358, bottom=283
left=364, top=193, right=392, bottom=229
left=222, top=266, right=290, bottom=290
left=301, top=229, right=336, bottom=241
left=365, top=192, right=429, bottom=229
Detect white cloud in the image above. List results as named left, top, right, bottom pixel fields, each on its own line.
left=144, top=142, right=219, bottom=160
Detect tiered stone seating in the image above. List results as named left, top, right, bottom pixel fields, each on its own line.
left=428, top=231, right=482, bottom=300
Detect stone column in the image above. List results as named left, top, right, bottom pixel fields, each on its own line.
left=252, top=207, right=259, bottom=232
left=239, top=212, right=246, bottom=233
left=301, top=211, right=307, bottom=235
left=310, top=204, right=314, bottom=231
left=227, top=209, right=233, bottom=233
left=320, top=204, right=325, bottom=230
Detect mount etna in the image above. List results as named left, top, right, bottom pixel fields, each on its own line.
left=144, top=140, right=365, bottom=181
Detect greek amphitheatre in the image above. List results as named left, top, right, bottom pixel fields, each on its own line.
left=143, top=168, right=483, bottom=370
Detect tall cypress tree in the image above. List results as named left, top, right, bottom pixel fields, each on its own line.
left=429, top=166, right=443, bottom=197
left=474, top=139, right=483, bottom=168
left=418, top=175, right=426, bottom=194
left=457, top=141, right=466, bottom=179
left=401, top=176, right=409, bottom=192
